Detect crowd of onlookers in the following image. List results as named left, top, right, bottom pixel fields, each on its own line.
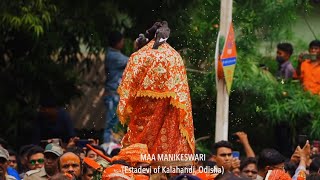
left=1, top=131, right=320, bottom=180
left=273, top=39, right=320, bottom=95
left=0, top=136, right=122, bottom=180
left=206, top=135, right=320, bottom=180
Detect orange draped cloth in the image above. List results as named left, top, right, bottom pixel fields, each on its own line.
left=117, top=40, right=195, bottom=160
left=265, top=170, right=291, bottom=180
left=102, top=164, right=134, bottom=180
left=300, top=60, right=320, bottom=95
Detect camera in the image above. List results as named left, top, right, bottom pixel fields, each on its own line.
left=302, top=54, right=318, bottom=61
left=297, top=135, right=308, bottom=148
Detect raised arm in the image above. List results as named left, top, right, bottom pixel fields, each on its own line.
left=235, top=131, right=255, bottom=157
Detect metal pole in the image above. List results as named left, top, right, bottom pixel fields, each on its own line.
left=215, top=0, right=233, bottom=142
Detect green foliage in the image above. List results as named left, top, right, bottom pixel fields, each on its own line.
left=179, top=0, right=320, bottom=153
left=233, top=54, right=320, bottom=138
left=233, top=0, right=299, bottom=54
left=187, top=71, right=216, bottom=138
left=0, top=0, right=134, bottom=147
left=172, top=0, right=220, bottom=68
left=1, top=0, right=55, bottom=37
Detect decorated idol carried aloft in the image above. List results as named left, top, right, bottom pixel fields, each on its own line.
left=117, top=21, right=195, bottom=166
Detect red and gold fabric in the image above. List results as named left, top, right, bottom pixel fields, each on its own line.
left=102, top=164, right=134, bottom=180
left=265, top=169, right=291, bottom=180
left=134, top=174, right=150, bottom=180
left=117, top=40, right=195, bottom=158
left=297, top=170, right=306, bottom=180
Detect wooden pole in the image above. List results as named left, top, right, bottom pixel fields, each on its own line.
left=215, top=0, right=233, bottom=142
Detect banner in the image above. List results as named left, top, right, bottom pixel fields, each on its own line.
left=220, top=22, right=237, bottom=94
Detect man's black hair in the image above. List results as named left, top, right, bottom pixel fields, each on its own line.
left=211, top=140, right=233, bottom=155
left=82, top=162, right=93, bottom=175
left=309, top=40, right=320, bottom=49
left=311, top=154, right=320, bottom=159
left=309, top=157, right=320, bottom=173
left=8, top=149, right=17, bottom=157
left=240, top=157, right=257, bottom=171
left=203, top=160, right=216, bottom=168
left=19, top=144, right=34, bottom=157
left=257, top=148, right=286, bottom=170
left=26, top=145, right=44, bottom=160
left=174, top=174, right=201, bottom=180
left=284, top=160, right=297, bottom=177
left=307, top=173, right=320, bottom=180
left=110, top=148, right=121, bottom=157
left=277, top=42, right=294, bottom=55
left=65, top=147, right=84, bottom=157
left=111, top=160, right=130, bottom=167
left=108, top=31, right=123, bottom=47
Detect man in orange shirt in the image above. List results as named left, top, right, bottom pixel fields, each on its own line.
left=298, top=40, right=320, bottom=95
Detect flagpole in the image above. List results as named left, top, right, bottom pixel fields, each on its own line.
left=215, top=0, right=233, bottom=142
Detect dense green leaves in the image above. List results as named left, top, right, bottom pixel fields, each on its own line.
left=0, top=0, right=134, bottom=146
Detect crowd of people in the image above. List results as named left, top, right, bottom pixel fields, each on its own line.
left=1, top=131, right=320, bottom=180
left=274, top=40, right=320, bottom=95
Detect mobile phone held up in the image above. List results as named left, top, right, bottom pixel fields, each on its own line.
left=302, top=54, right=318, bottom=61
left=232, top=151, right=240, bottom=159
left=297, top=135, right=308, bottom=148
left=76, top=139, right=92, bottom=148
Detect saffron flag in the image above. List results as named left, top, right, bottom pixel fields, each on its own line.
left=220, top=22, right=237, bottom=94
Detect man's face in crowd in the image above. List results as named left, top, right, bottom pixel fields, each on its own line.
left=86, top=150, right=98, bottom=160
left=59, top=152, right=81, bottom=178
left=312, top=146, right=319, bottom=156
left=213, top=147, right=232, bottom=171
left=276, top=49, right=290, bottom=62
left=115, top=38, right=125, bottom=50
left=28, top=153, right=45, bottom=170
left=8, top=155, right=17, bottom=169
left=82, top=167, right=94, bottom=180
left=309, top=46, right=320, bottom=55
left=0, top=166, right=5, bottom=180
left=0, top=157, right=8, bottom=171
left=241, top=163, right=258, bottom=179
left=44, top=153, right=59, bottom=176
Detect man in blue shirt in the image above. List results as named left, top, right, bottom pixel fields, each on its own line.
left=276, top=42, right=296, bottom=81
left=103, top=31, right=128, bottom=144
